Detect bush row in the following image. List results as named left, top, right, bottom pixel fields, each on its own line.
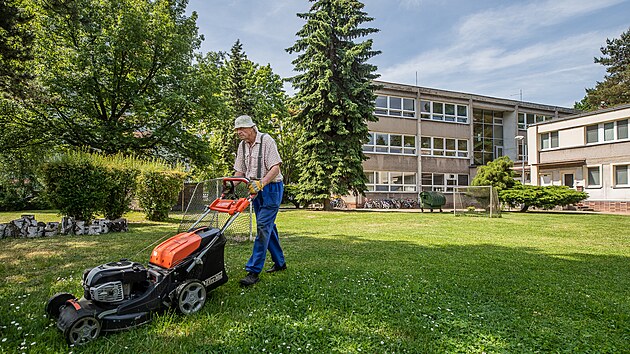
left=40, top=151, right=186, bottom=221
left=500, top=185, right=589, bottom=212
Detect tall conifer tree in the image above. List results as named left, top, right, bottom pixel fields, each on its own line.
left=577, top=27, right=630, bottom=110
left=287, top=0, right=380, bottom=205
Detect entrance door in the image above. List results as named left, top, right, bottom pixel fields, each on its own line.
left=563, top=173, right=575, bottom=188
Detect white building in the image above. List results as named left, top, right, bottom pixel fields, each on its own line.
left=528, top=104, right=630, bottom=213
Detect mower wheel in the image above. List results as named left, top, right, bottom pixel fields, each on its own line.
left=175, top=280, right=207, bottom=315
left=64, top=315, right=101, bottom=346
left=45, top=293, right=75, bottom=319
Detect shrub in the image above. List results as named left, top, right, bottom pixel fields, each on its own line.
left=0, top=149, right=51, bottom=211
left=137, top=170, right=186, bottom=221
left=40, top=154, right=109, bottom=221
left=102, top=168, right=139, bottom=220
left=89, top=153, right=142, bottom=220
left=500, top=185, right=589, bottom=212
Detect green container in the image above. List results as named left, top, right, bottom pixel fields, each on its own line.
left=419, top=191, right=446, bottom=212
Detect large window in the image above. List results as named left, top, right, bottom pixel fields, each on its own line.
left=420, top=100, right=468, bottom=123
left=540, top=131, right=559, bottom=149
left=420, top=136, right=468, bottom=158
left=518, top=113, right=553, bottom=130
left=586, top=119, right=629, bottom=144
left=365, top=171, right=417, bottom=192
left=614, top=164, right=629, bottom=187
left=421, top=173, right=469, bottom=193
left=473, top=109, right=503, bottom=165
left=364, top=132, right=416, bottom=155
left=586, top=166, right=601, bottom=187
left=375, top=96, right=416, bottom=118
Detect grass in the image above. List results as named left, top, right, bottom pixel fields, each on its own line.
left=0, top=210, right=629, bottom=353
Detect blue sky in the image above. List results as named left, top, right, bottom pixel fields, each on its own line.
left=187, top=0, right=630, bottom=108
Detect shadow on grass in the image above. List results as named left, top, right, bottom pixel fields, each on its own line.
left=0, top=230, right=628, bottom=353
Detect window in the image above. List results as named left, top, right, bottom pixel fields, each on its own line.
left=587, top=166, right=601, bottom=187
left=420, top=100, right=468, bottom=123
left=364, top=132, right=416, bottom=155
left=473, top=109, right=503, bottom=165
left=374, top=95, right=415, bottom=118
left=614, top=165, right=629, bottom=187
left=420, top=136, right=469, bottom=158
left=551, top=131, right=559, bottom=148
left=604, top=122, right=615, bottom=141
left=540, top=173, right=552, bottom=186
left=540, top=134, right=550, bottom=150
left=586, top=124, right=599, bottom=144
left=618, top=120, right=628, bottom=140
left=421, top=172, right=469, bottom=192
left=586, top=120, right=630, bottom=144
left=518, top=113, right=553, bottom=130
left=540, top=131, right=559, bottom=149
left=365, top=171, right=417, bottom=192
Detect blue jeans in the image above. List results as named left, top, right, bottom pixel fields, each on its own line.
left=245, top=181, right=285, bottom=274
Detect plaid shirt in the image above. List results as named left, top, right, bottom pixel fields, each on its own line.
left=234, top=129, right=283, bottom=182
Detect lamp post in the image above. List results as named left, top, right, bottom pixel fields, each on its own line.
left=514, top=136, right=525, bottom=183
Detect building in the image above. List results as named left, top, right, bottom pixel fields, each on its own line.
left=528, top=104, right=630, bottom=213
left=354, top=80, right=577, bottom=207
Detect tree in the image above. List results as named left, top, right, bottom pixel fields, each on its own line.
left=195, top=41, right=290, bottom=179
left=0, top=0, right=35, bottom=99
left=26, top=0, right=210, bottom=165
left=471, top=156, right=518, bottom=192
left=577, top=27, right=630, bottom=110
left=287, top=0, right=380, bottom=207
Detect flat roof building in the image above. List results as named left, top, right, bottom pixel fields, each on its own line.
left=528, top=104, right=630, bottom=213
left=354, top=80, right=578, bottom=207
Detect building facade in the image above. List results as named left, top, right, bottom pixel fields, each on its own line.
left=528, top=104, right=630, bottom=213
left=353, top=80, right=577, bottom=207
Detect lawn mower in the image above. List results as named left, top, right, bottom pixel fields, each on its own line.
left=45, top=177, right=253, bottom=346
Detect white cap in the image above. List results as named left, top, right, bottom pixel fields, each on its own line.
left=234, top=115, right=256, bottom=129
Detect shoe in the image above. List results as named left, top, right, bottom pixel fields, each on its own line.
left=265, top=263, right=287, bottom=273
left=239, top=272, right=259, bottom=286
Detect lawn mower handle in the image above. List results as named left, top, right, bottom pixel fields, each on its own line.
left=221, top=176, right=257, bottom=199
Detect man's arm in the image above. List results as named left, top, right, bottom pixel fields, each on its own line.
left=261, top=164, right=281, bottom=186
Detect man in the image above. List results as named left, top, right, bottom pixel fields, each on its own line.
left=233, top=115, right=287, bottom=286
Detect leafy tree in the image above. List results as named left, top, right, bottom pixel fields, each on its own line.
left=0, top=0, right=35, bottom=99
left=577, top=27, right=630, bottom=110
left=500, top=185, right=588, bottom=212
left=27, top=0, right=210, bottom=165
left=196, top=41, right=290, bottom=179
left=287, top=0, right=380, bottom=207
left=471, top=156, right=518, bottom=192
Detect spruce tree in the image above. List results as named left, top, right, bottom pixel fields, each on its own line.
left=287, top=0, right=380, bottom=206
left=225, top=39, right=254, bottom=117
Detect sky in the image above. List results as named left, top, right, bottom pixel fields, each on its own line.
left=186, top=0, right=630, bottom=108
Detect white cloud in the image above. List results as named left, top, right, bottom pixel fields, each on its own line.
left=457, top=0, right=626, bottom=43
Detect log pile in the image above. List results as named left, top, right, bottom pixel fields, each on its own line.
left=0, top=215, right=128, bottom=239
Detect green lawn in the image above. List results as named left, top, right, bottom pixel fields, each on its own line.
left=1, top=210, right=629, bottom=353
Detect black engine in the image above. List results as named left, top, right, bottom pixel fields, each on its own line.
left=83, top=261, right=149, bottom=304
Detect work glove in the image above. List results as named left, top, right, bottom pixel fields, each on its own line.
left=248, top=180, right=264, bottom=194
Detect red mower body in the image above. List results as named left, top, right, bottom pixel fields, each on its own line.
left=150, top=231, right=203, bottom=269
